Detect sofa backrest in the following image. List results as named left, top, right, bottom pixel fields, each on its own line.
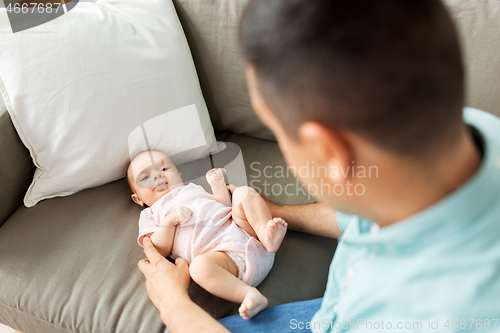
left=172, top=0, right=275, bottom=141
left=1, top=0, right=499, bottom=137
left=0, top=107, right=35, bottom=227
left=174, top=0, right=500, bottom=141
left=444, top=0, right=500, bottom=119
left=0, top=0, right=499, bottom=155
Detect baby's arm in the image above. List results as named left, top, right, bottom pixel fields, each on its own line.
left=148, top=206, right=192, bottom=257
left=206, top=168, right=232, bottom=207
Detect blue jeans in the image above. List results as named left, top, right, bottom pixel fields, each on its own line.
left=218, top=298, right=323, bottom=333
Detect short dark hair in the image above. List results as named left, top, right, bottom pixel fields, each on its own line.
left=239, top=0, right=465, bottom=155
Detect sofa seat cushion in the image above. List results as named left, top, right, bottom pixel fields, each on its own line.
left=0, top=132, right=336, bottom=333
left=0, top=180, right=169, bottom=333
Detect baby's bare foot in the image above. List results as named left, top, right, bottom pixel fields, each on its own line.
left=239, top=288, right=268, bottom=320
left=206, top=168, right=226, bottom=187
left=259, top=217, right=287, bottom=253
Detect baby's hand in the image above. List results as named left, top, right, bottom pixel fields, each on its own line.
left=206, top=168, right=226, bottom=187
left=163, top=206, right=192, bottom=226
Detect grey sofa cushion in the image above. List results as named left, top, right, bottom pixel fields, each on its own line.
left=174, top=0, right=500, bottom=143
left=0, top=180, right=168, bottom=333
left=172, top=0, right=275, bottom=141
left=216, top=131, right=318, bottom=206
left=0, top=131, right=336, bottom=333
left=444, top=0, right=500, bottom=118
left=0, top=109, right=35, bottom=227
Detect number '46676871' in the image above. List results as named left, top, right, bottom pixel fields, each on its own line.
left=6, top=2, right=63, bottom=14
left=444, top=319, right=499, bottom=330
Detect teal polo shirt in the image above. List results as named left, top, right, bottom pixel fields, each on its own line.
left=311, top=108, right=500, bottom=332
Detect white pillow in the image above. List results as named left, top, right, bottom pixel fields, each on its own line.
left=0, top=0, right=222, bottom=207
left=128, top=104, right=225, bottom=166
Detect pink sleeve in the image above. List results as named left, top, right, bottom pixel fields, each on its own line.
left=137, top=209, right=158, bottom=247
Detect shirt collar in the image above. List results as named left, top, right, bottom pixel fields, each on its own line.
left=341, top=108, right=500, bottom=251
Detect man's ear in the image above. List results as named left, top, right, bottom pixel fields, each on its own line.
left=179, top=171, right=183, bottom=180
left=131, top=193, right=144, bottom=206
left=298, top=121, right=352, bottom=183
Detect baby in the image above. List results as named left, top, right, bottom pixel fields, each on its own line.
left=127, top=150, right=288, bottom=319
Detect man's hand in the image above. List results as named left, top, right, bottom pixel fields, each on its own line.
left=259, top=192, right=280, bottom=216
left=137, top=237, right=191, bottom=315
left=227, top=184, right=238, bottom=194
left=258, top=194, right=342, bottom=238
left=162, top=206, right=192, bottom=226
left=227, top=183, right=278, bottom=214
left=138, top=237, right=229, bottom=332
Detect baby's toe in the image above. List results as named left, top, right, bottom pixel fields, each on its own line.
left=274, top=217, right=287, bottom=227
left=216, top=168, right=225, bottom=178
left=239, top=305, right=248, bottom=319
left=267, top=220, right=277, bottom=228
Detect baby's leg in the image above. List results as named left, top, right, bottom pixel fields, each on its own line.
left=231, top=186, right=287, bottom=253
left=189, top=251, right=268, bottom=320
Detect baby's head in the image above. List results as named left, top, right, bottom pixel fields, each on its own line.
left=127, top=150, right=183, bottom=207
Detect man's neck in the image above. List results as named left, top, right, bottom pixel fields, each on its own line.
left=366, top=127, right=483, bottom=227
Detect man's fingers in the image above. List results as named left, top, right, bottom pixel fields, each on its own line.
left=142, top=237, right=165, bottom=262
left=137, top=258, right=150, bottom=273
left=175, top=257, right=189, bottom=268
left=227, top=184, right=238, bottom=193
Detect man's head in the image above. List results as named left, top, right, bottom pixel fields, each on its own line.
left=127, top=151, right=183, bottom=207
left=239, top=0, right=466, bottom=209
left=240, top=0, right=464, bottom=152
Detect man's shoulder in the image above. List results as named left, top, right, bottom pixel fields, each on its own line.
left=336, top=211, right=357, bottom=234
left=464, top=107, right=500, bottom=142
left=340, top=245, right=500, bottom=325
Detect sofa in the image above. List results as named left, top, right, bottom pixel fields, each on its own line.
left=0, top=0, right=499, bottom=332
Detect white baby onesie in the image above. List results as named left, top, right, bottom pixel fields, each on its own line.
left=137, top=183, right=274, bottom=287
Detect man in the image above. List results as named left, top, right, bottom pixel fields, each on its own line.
left=138, top=0, right=500, bottom=332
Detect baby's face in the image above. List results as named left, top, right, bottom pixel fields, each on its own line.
left=128, top=151, right=184, bottom=207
